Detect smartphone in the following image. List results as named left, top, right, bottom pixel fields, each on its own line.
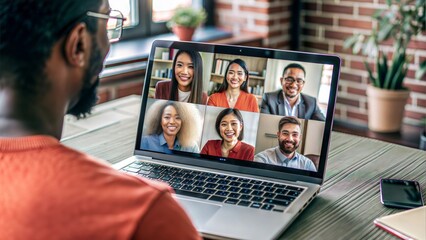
left=380, top=178, right=424, bottom=209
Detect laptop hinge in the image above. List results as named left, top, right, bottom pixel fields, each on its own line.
left=135, top=155, right=153, bottom=161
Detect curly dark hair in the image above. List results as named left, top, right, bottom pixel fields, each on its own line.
left=0, top=0, right=101, bottom=94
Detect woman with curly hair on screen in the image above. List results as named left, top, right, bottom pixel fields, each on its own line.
left=141, top=100, right=202, bottom=153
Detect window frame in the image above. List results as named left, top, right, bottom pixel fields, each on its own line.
left=118, top=0, right=213, bottom=41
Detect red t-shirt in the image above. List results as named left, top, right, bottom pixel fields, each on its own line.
left=200, top=139, right=254, bottom=161
left=0, top=135, right=201, bottom=240
left=207, top=91, right=259, bottom=112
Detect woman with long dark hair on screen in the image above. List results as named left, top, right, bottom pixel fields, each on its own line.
left=201, top=108, right=254, bottom=161
left=207, top=59, right=259, bottom=112
left=141, top=101, right=201, bottom=154
left=155, top=50, right=207, bottom=104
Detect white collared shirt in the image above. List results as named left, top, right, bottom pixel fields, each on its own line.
left=254, top=146, right=317, bottom=171
left=283, top=92, right=301, bottom=117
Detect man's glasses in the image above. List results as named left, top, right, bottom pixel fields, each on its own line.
left=284, top=77, right=305, bottom=85
left=86, top=10, right=126, bottom=42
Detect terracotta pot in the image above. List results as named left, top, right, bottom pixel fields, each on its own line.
left=366, top=85, right=410, bottom=133
left=172, top=25, right=196, bottom=41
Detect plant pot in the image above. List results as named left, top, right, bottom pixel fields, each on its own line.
left=366, top=85, right=410, bottom=133
left=172, top=25, right=196, bottom=41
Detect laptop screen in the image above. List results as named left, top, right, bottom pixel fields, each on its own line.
left=135, top=40, right=340, bottom=181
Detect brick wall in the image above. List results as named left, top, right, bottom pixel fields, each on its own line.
left=215, top=0, right=292, bottom=49
left=216, top=0, right=426, bottom=126
left=300, top=0, right=426, bottom=126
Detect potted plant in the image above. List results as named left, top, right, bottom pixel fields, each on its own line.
left=344, top=0, right=426, bottom=132
left=167, top=7, right=207, bottom=41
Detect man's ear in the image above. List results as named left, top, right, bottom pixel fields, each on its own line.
left=64, top=23, right=89, bottom=67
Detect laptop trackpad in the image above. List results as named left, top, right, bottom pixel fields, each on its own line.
left=177, top=198, right=221, bottom=229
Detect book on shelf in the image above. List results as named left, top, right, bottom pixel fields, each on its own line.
left=248, top=85, right=264, bottom=96
left=220, top=60, right=230, bottom=76
left=214, top=59, right=222, bottom=75
left=169, top=48, right=177, bottom=60
left=249, top=71, right=260, bottom=76
left=153, top=68, right=173, bottom=79
left=213, top=58, right=231, bottom=76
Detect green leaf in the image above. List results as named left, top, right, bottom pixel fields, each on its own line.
left=386, top=0, right=392, bottom=6
left=353, top=40, right=363, bottom=54
left=385, top=53, right=406, bottom=89
left=364, top=61, right=379, bottom=87
left=377, top=22, right=394, bottom=41
left=363, top=36, right=376, bottom=57
left=373, top=9, right=384, bottom=19
left=377, top=53, right=388, bottom=86
left=390, top=62, right=406, bottom=90
left=416, top=60, right=426, bottom=79
left=343, top=34, right=361, bottom=49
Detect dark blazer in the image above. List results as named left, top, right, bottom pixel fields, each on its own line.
left=260, top=90, right=325, bottom=121
left=154, top=80, right=207, bottom=104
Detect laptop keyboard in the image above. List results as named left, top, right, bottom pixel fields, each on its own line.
left=120, top=161, right=305, bottom=212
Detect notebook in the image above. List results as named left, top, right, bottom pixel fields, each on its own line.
left=114, top=40, right=341, bottom=240
left=374, top=206, right=426, bottom=240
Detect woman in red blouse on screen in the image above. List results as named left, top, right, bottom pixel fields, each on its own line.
left=155, top=50, right=207, bottom=104
left=207, top=59, right=259, bottom=112
left=201, top=108, right=254, bottom=161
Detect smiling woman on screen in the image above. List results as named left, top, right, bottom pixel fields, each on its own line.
left=141, top=101, right=201, bottom=153
left=207, top=59, right=259, bottom=113
left=155, top=50, right=207, bottom=104
left=201, top=108, right=254, bottom=161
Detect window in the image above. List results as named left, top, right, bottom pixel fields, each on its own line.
left=108, top=0, right=209, bottom=40
left=152, top=0, right=192, bottom=22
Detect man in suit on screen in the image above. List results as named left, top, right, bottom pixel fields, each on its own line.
left=260, top=63, right=325, bottom=121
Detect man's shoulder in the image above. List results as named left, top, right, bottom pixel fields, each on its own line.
left=47, top=143, right=170, bottom=193
left=296, top=152, right=315, bottom=164
left=264, top=89, right=281, bottom=97
left=300, top=93, right=317, bottom=103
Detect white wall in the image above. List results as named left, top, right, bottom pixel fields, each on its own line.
left=304, top=120, right=325, bottom=155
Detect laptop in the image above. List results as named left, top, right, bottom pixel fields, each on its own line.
left=114, top=40, right=340, bottom=240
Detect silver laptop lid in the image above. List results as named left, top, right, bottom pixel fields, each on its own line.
left=134, top=40, right=340, bottom=185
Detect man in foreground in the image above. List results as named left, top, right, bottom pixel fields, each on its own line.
left=254, top=117, right=317, bottom=171
left=260, top=63, right=325, bottom=121
left=0, top=0, right=200, bottom=239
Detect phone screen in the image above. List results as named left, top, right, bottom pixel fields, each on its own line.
left=380, top=179, right=424, bottom=209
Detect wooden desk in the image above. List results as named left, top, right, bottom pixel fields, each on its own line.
left=62, top=95, right=426, bottom=240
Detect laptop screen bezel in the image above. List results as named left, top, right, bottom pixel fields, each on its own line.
left=134, top=40, right=340, bottom=185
